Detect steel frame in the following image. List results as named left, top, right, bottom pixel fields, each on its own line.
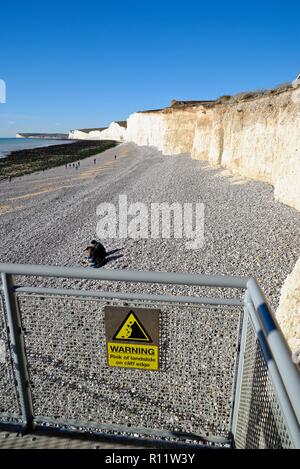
left=0, top=262, right=299, bottom=448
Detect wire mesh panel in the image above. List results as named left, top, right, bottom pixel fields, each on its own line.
left=234, top=317, right=294, bottom=449
left=18, top=294, right=241, bottom=445
left=0, top=295, right=21, bottom=418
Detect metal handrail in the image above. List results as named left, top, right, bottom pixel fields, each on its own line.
left=0, top=262, right=249, bottom=288
left=247, top=279, right=300, bottom=427
left=0, top=262, right=299, bottom=448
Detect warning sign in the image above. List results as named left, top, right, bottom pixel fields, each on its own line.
left=104, top=306, right=160, bottom=371
left=107, top=342, right=158, bottom=370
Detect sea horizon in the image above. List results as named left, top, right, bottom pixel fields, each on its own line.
left=0, top=137, right=72, bottom=158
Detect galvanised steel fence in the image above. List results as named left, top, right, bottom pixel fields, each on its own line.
left=0, top=263, right=299, bottom=449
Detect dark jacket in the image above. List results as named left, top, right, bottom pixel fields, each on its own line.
left=92, top=241, right=106, bottom=262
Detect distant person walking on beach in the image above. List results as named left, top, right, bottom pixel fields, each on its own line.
left=94, top=158, right=96, bottom=165
left=115, top=154, right=117, bottom=160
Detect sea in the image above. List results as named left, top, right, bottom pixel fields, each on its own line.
left=0, top=138, right=73, bottom=158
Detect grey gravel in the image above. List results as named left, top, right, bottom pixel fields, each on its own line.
left=0, top=143, right=299, bottom=444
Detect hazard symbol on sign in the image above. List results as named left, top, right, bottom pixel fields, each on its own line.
left=113, top=311, right=152, bottom=342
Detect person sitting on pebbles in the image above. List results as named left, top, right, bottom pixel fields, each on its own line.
left=83, top=239, right=107, bottom=267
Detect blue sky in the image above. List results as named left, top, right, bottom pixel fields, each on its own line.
left=0, top=0, right=299, bottom=136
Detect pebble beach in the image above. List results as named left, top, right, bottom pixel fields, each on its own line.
left=0, top=142, right=299, bottom=444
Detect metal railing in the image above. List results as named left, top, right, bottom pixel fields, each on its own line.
left=0, top=262, right=299, bottom=449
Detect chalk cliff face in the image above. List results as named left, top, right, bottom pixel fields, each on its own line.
left=126, top=89, right=300, bottom=212
left=192, top=90, right=300, bottom=212
left=277, top=257, right=300, bottom=354
left=125, top=90, right=300, bottom=352
left=99, top=121, right=127, bottom=141
left=69, top=129, right=95, bottom=140
left=126, top=108, right=198, bottom=155
left=164, top=108, right=199, bottom=154
left=126, top=112, right=166, bottom=150
left=69, top=121, right=127, bottom=141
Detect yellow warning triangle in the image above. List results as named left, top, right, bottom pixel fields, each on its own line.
left=113, top=311, right=152, bottom=342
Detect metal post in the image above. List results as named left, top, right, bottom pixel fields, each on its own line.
left=245, top=297, right=300, bottom=448
left=1, top=273, right=33, bottom=429
left=247, top=277, right=300, bottom=424
left=231, top=295, right=249, bottom=441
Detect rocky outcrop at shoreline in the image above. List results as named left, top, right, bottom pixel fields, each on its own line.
left=0, top=140, right=117, bottom=180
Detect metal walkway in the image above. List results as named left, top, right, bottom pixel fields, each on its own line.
left=0, top=263, right=299, bottom=449
left=0, top=430, right=151, bottom=449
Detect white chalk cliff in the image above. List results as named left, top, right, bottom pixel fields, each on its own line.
left=124, top=89, right=300, bottom=352
left=277, top=257, right=300, bottom=354
left=70, top=87, right=300, bottom=351
left=126, top=90, right=300, bottom=212
left=69, top=121, right=127, bottom=141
